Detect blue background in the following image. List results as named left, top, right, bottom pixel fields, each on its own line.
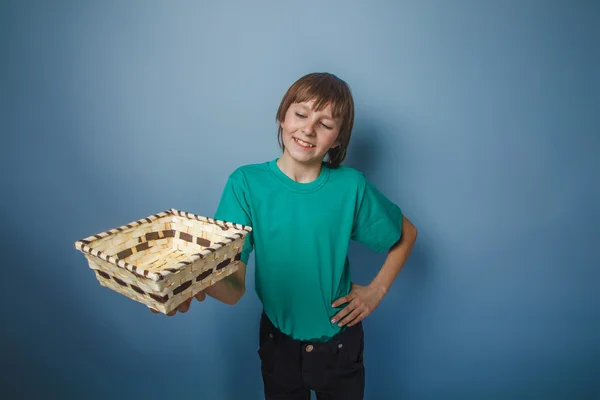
left=2, top=1, right=598, bottom=399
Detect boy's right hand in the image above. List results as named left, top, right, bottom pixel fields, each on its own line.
left=150, top=291, right=206, bottom=316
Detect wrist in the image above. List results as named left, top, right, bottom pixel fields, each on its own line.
left=368, top=281, right=389, bottom=298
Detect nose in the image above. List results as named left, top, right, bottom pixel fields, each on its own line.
left=302, top=120, right=317, bottom=136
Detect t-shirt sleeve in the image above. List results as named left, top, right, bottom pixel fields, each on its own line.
left=214, top=169, right=254, bottom=264
left=351, top=176, right=403, bottom=253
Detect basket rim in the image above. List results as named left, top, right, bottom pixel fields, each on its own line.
left=74, top=208, right=252, bottom=282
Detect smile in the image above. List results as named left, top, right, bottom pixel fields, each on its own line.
left=293, top=136, right=315, bottom=148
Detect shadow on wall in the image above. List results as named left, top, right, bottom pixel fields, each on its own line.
left=344, top=116, right=382, bottom=177
left=349, top=236, right=433, bottom=398
left=345, top=116, right=433, bottom=398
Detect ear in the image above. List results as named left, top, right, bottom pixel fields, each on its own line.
left=330, top=136, right=342, bottom=149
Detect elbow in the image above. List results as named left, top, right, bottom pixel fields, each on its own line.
left=402, top=216, right=418, bottom=243
left=399, top=226, right=417, bottom=247
left=409, top=226, right=418, bottom=247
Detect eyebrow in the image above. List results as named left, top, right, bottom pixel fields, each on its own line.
left=295, top=104, right=335, bottom=120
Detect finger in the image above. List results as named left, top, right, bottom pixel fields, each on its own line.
left=338, top=307, right=363, bottom=327
left=167, top=309, right=177, bottom=316
left=346, top=311, right=366, bottom=327
left=332, top=293, right=353, bottom=308
left=331, top=304, right=354, bottom=324
left=150, top=308, right=160, bottom=314
left=195, top=291, right=206, bottom=302
left=177, top=298, right=193, bottom=313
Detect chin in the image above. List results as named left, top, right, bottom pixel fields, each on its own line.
left=289, top=151, right=325, bottom=166
left=283, top=145, right=314, bottom=162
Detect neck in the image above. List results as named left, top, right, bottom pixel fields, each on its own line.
left=277, top=153, right=323, bottom=183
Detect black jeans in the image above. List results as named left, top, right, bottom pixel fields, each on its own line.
left=258, top=312, right=365, bottom=400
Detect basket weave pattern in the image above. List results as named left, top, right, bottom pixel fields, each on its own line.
left=74, top=209, right=251, bottom=314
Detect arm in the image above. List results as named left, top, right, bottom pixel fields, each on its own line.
left=369, top=215, right=418, bottom=296
left=203, top=261, right=247, bottom=305
left=332, top=215, right=417, bottom=326
left=152, top=169, right=253, bottom=316
left=154, top=261, right=247, bottom=316
left=203, top=169, right=252, bottom=306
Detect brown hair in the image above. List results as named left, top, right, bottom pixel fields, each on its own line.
left=276, top=72, right=355, bottom=168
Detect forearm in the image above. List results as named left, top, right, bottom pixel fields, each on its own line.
left=369, top=216, right=417, bottom=295
left=204, top=262, right=247, bottom=305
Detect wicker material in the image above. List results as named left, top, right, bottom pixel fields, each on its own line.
left=74, top=209, right=252, bottom=314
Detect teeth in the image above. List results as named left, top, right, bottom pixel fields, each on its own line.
left=295, top=137, right=314, bottom=147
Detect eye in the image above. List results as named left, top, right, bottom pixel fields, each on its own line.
left=321, top=122, right=332, bottom=130
left=295, top=112, right=306, bottom=118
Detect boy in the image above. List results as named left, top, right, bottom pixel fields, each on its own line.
left=163, top=72, right=417, bottom=399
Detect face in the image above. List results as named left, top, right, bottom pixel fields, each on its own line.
left=279, top=100, right=342, bottom=166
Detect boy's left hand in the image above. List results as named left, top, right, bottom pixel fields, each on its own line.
left=331, top=283, right=386, bottom=327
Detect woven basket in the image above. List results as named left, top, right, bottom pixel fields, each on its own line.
left=74, top=209, right=252, bottom=314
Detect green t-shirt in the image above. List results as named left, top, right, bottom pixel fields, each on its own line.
left=214, top=159, right=403, bottom=341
